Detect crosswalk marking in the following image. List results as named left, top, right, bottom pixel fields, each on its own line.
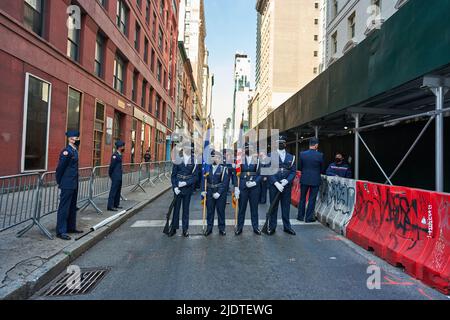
left=130, top=219, right=320, bottom=228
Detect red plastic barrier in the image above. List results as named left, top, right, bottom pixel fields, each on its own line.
left=291, top=171, right=301, bottom=207
left=346, top=181, right=450, bottom=294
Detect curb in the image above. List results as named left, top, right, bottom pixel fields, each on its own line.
left=1, top=184, right=171, bottom=300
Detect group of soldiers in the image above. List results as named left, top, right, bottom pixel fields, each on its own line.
left=167, top=134, right=298, bottom=238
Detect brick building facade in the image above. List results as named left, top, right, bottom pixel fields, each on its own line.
left=0, top=0, right=180, bottom=175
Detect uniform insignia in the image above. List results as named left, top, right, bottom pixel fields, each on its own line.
left=63, top=151, right=68, bottom=156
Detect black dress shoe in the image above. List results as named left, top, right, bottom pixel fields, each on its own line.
left=219, top=230, right=226, bottom=236
left=204, top=229, right=212, bottom=237
left=114, top=206, right=123, bottom=209
left=183, top=230, right=189, bottom=237
left=305, top=219, right=317, bottom=223
left=56, top=234, right=71, bottom=240
left=253, top=228, right=262, bottom=235
left=168, top=228, right=176, bottom=237
left=267, top=229, right=276, bottom=236
left=107, top=208, right=118, bottom=211
left=284, top=228, right=296, bottom=235
left=68, top=229, right=84, bottom=234
left=297, top=216, right=304, bottom=222
left=234, top=228, right=243, bottom=236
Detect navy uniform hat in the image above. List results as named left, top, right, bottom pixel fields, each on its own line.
left=65, top=130, right=80, bottom=138
left=115, top=140, right=125, bottom=148
left=276, top=135, right=287, bottom=142
left=309, top=137, right=319, bottom=146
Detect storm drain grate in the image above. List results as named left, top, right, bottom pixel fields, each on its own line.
left=42, top=267, right=110, bottom=297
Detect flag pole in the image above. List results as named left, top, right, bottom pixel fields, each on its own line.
left=202, top=172, right=209, bottom=233
left=234, top=174, right=240, bottom=228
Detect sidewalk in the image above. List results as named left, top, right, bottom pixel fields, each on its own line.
left=0, top=178, right=172, bottom=300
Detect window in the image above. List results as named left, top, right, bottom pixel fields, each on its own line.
left=314, top=35, right=318, bottom=41
left=185, top=23, right=190, bottom=32
left=163, top=70, right=167, bottom=91
left=314, top=19, right=318, bottom=25
left=24, top=0, right=44, bottom=36
left=145, top=0, right=150, bottom=24
left=152, top=12, right=157, bottom=38
left=150, top=48, right=155, bottom=72
left=22, top=73, right=51, bottom=172
left=348, top=12, right=356, bottom=39
left=313, top=67, right=318, bottom=74
left=113, top=54, right=125, bottom=94
left=157, top=60, right=162, bottom=82
left=155, top=95, right=161, bottom=118
left=167, top=109, right=172, bottom=129
left=184, top=35, right=190, bottom=44
left=67, top=87, right=82, bottom=133
left=140, top=122, right=145, bottom=161
left=331, top=31, right=338, bottom=54
left=158, top=27, right=163, bottom=50
left=132, top=71, right=138, bottom=102
left=186, top=0, right=191, bottom=7
left=144, top=37, right=149, bottom=62
left=185, top=11, right=191, bottom=20
left=116, top=0, right=128, bottom=35
left=314, top=51, right=318, bottom=57
left=93, top=101, right=105, bottom=167
left=315, top=2, right=319, bottom=9
left=136, top=0, right=141, bottom=9
left=131, top=119, right=137, bottom=163
left=332, top=0, right=338, bottom=18
left=67, top=24, right=81, bottom=61
left=149, top=87, right=154, bottom=113
left=141, top=80, right=147, bottom=108
left=135, top=22, right=140, bottom=51
left=159, top=0, right=164, bottom=17
left=95, top=33, right=105, bottom=77
left=98, top=0, right=107, bottom=7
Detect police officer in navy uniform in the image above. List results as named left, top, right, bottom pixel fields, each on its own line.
left=202, top=149, right=229, bottom=236
left=235, top=142, right=262, bottom=235
left=55, top=130, right=83, bottom=240
left=169, top=142, right=198, bottom=237
left=267, top=135, right=297, bottom=235
left=297, top=137, right=324, bottom=223
left=107, top=140, right=125, bottom=211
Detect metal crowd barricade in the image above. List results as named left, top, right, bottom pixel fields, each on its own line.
left=0, top=173, right=43, bottom=237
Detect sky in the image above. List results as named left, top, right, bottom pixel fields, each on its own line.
left=204, top=0, right=256, bottom=130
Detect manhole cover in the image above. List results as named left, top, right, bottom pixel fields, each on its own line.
left=42, top=267, right=110, bottom=297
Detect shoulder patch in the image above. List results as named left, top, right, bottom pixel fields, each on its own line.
left=63, top=151, right=69, bottom=156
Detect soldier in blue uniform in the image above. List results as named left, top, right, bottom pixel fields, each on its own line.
left=267, top=135, right=297, bottom=235
left=297, top=137, right=324, bottom=223
left=202, top=150, right=229, bottom=236
left=169, top=142, right=198, bottom=237
left=107, top=140, right=125, bottom=211
left=234, top=142, right=262, bottom=235
left=55, top=130, right=83, bottom=240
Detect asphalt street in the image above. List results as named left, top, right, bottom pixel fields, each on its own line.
left=33, top=189, right=449, bottom=300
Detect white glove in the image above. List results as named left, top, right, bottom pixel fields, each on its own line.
left=201, top=191, right=207, bottom=197
left=234, top=187, right=240, bottom=199
left=232, top=163, right=236, bottom=169
left=213, top=193, right=220, bottom=199
left=246, top=181, right=257, bottom=188
left=174, top=187, right=181, bottom=195
left=274, top=182, right=284, bottom=193
left=281, top=179, right=288, bottom=187
left=178, top=181, right=187, bottom=188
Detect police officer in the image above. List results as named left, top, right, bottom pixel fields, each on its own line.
left=267, top=135, right=296, bottom=235
left=169, top=142, right=198, bottom=237
left=55, top=130, right=83, bottom=240
left=107, top=140, right=125, bottom=211
left=202, top=150, right=229, bottom=236
left=235, top=142, right=262, bottom=235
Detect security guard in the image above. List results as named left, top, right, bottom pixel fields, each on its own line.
left=235, top=142, right=262, bottom=235
left=202, top=150, right=229, bottom=236
left=107, top=140, right=125, bottom=211
left=267, top=135, right=296, bottom=235
left=55, top=130, right=83, bottom=240
left=169, top=142, right=198, bottom=237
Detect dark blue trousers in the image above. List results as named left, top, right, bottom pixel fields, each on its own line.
left=269, top=185, right=292, bottom=231
left=172, top=193, right=192, bottom=231
left=259, top=179, right=268, bottom=204
left=56, top=188, right=78, bottom=235
left=237, top=186, right=260, bottom=230
left=108, top=179, right=122, bottom=209
left=206, top=194, right=226, bottom=232
left=297, top=184, right=320, bottom=222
